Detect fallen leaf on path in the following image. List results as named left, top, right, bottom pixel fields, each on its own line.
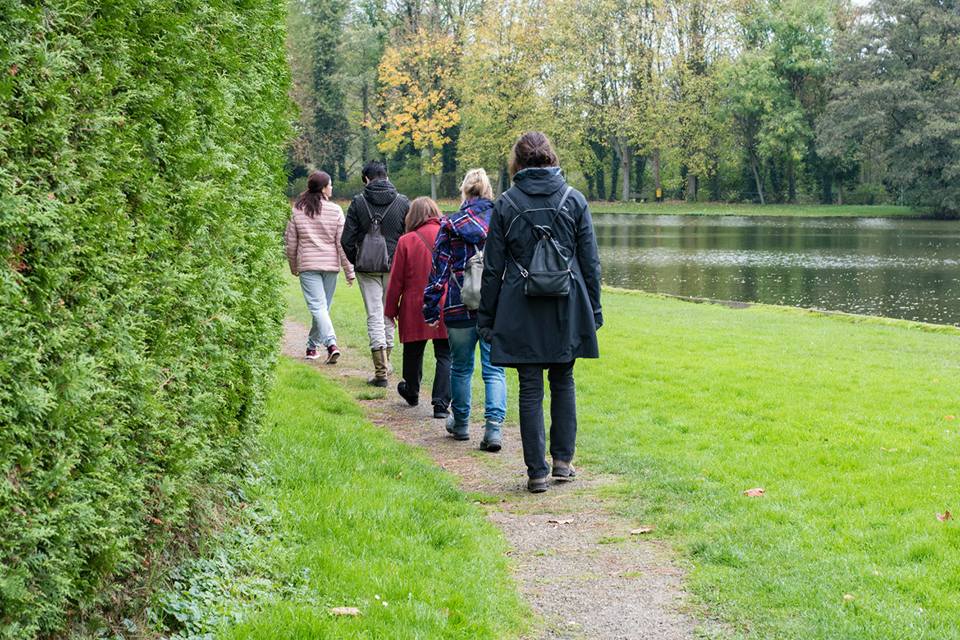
left=743, top=487, right=765, bottom=497
left=937, top=511, right=952, bottom=522
left=630, top=526, right=656, bottom=535
left=330, top=607, right=360, bottom=616
left=547, top=518, right=574, bottom=525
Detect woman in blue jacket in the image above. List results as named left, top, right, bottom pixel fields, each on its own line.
left=424, top=169, right=507, bottom=452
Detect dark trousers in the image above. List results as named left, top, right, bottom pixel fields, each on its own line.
left=516, top=362, right=577, bottom=479
left=402, top=339, right=451, bottom=409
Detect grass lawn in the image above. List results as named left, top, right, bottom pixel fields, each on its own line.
left=289, top=273, right=960, bottom=639
left=334, top=198, right=915, bottom=218
left=220, top=357, right=527, bottom=639
left=435, top=200, right=916, bottom=218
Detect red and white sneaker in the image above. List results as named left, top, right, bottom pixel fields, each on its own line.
left=305, top=348, right=320, bottom=360
left=325, top=344, right=341, bottom=364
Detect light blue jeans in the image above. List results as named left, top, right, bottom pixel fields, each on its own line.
left=447, top=325, right=507, bottom=428
left=299, top=271, right=339, bottom=349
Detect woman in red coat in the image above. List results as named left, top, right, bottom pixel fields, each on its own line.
left=385, top=197, right=451, bottom=418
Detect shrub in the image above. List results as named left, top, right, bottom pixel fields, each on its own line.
left=0, top=2, right=291, bottom=637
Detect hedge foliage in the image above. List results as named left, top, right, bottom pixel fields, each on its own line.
left=0, top=2, right=291, bottom=636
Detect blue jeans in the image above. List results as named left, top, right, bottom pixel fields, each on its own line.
left=447, top=325, right=507, bottom=428
left=299, top=271, right=339, bottom=349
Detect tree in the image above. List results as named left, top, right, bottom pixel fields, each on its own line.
left=820, top=0, right=960, bottom=217
left=377, top=29, right=461, bottom=199
left=287, top=0, right=350, bottom=178
left=457, top=0, right=551, bottom=192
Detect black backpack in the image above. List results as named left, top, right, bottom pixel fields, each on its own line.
left=354, top=195, right=397, bottom=273
left=500, top=186, right=574, bottom=298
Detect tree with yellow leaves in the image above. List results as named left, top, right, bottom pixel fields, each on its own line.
left=377, top=30, right=460, bottom=200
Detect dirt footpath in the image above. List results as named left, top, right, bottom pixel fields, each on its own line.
left=283, top=318, right=707, bottom=640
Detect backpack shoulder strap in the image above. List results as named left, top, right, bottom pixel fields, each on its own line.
left=499, top=190, right=520, bottom=214
left=555, top=186, right=574, bottom=216
left=412, top=229, right=433, bottom=253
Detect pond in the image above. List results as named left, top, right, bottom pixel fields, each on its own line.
left=593, top=215, right=960, bottom=326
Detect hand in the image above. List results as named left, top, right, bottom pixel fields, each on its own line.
left=477, top=327, right=493, bottom=343
left=426, top=320, right=440, bottom=328
left=346, top=279, right=354, bottom=287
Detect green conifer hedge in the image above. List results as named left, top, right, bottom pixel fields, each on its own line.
left=0, top=2, right=291, bottom=636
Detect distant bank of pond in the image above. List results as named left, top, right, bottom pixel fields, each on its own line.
left=593, top=215, right=960, bottom=326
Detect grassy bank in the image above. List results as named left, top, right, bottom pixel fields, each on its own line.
left=331, top=198, right=914, bottom=218
left=220, top=358, right=526, bottom=639
left=290, top=274, right=960, bottom=639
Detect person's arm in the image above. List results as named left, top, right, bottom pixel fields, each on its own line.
left=284, top=215, right=298, bottom=276
left=384, top=238, right=405, bottom=320
left=477, top=201, right=507, bottom=340
left=335, top=210, right=355, bottom=283
left=575, top=196, right=603, bottom=328
left=341, top=197, right=360, bottom=265
left=423, top=224, right=452, bottom=324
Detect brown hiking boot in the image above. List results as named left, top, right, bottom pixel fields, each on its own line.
left=552, top=459, right=576, bottom=481
left=367, top=348, right=388, bottom=387
left=385, top=346, right=394, bottom=374
left=527, top=476, right=548, bottom=493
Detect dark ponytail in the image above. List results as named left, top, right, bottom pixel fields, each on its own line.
left=295, top=171, right=331, bottom=218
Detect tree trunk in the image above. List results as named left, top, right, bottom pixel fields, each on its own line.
left=652, top=148, right=662, bottom=201
left=360, top=82, right=370, bottom=164
left=430, top=172, right=437, bottom=201
left=686, top=174, right=698, bottom=202
left=609, top=146, right=620, bottom=202
left=787, top=158, right=796, bottom=203
left=750, top=153, right=765, bottom=205
left=620, top=142, right=631, bottom=202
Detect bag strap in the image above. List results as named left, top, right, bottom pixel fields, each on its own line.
left=358, top=193, right=399, bottom=226
left=412, top=229, right=433, bottom=253
left=501, top=186, right=573, bottom=278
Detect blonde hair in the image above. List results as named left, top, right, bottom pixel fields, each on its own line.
left=460, top=168, right=494, bottom=201
left=406, top=196, right=441, bottom=232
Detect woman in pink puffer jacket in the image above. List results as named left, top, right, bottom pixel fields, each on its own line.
left=284, top=171, right=356, bottom=363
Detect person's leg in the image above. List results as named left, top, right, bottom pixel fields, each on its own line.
left=400, top=340, right=426, bottom=402
left=548, top=362, right=578, bottom=469
left=446, top=326, right=477, bottom=435
left=299, top=272, right=331, bottom=352
left=380, top=272, right=395, bottom=356
left=321, top=271, right=339, bottom=312
left=431, top=338, right=451, bottom=412
left=478, top=339, right=507, bottom=425
left=516, top=365, right=549, bottom=480
left=356, top=272, right=387, bottom=350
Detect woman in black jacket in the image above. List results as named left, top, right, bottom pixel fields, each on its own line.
left=478, top=132, right=603, bottom=493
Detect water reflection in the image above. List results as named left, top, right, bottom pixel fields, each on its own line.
left=594, top=215, right=960, bottom=326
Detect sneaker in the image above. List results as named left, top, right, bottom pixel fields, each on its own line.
left=397, top=381, right=419, bottom=406
left=552, top=459, right=577, bottom=482
left=305, top=348, right=320, bottom=360
left=325, top=344, right=341, bottom=364
left=527, top=476, right=548, bottom=493
left=432, top=404, right=449, bottom=419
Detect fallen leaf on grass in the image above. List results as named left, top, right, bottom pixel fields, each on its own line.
left=630, top=526, right=656, bottom=535
left=946, top=415, right=956, bottom=421
left=937, top=511, right=952, bottom=522
left=330, top=607, right=361, bottom=616
left=843, top=594, right=855, bottom=603
left=743, top=487, right=765, bottom=497
left=880, top=447, right=898, bottom=452
left=547, top=518, right=574, bottom=525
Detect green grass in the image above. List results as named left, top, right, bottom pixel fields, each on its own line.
left=291, top=273, right=960, bottom=638
left=334, top=198, right=915, bottom=218
left=220, top=358, right=527, bottom=639
left=433, top=200, right=916, bottom=218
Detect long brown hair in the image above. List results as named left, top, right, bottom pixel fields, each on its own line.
left=406, top=196, right=441, bottom=232
left=295, top=171, right=330, bottom=218
left=508, top=131, right=559, bottom=176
